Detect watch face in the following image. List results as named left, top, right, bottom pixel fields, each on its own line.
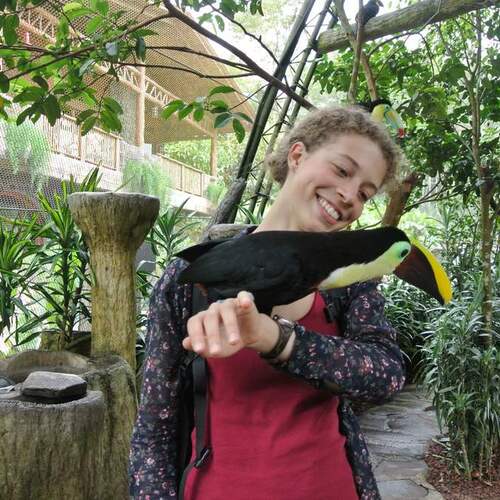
left=276, top=316, right=295, bottom=331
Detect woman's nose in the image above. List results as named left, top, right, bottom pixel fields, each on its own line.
left=337, top=183, right=357, bottom=206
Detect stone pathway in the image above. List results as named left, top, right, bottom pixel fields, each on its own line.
left=359, top=385, right=444, bottom=500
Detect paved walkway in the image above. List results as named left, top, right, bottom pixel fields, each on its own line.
left=359, top=385, right=444, bottom=499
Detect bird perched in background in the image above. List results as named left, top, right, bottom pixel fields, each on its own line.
left=177, top=227, right=452, bottom=315
left=359, top=98, right=405, bottom=138
left=356, top=0, right=384, bottom=27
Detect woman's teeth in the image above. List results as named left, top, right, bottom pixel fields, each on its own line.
left=318, top=197, right=340, bottom=221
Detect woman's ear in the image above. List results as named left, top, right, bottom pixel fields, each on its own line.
left=287, top=142, right=306, bottom=171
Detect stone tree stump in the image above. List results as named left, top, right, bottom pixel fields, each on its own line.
left=0, top=350, right=137, bottom=500
left=68, top=192, right=160, bottom=371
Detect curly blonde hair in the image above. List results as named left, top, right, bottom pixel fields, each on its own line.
left=266, top=105, right=402, bottom=192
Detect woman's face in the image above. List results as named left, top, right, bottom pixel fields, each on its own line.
left=282, top=133, right=388, bottom=232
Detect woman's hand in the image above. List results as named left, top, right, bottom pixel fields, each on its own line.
left=183, top=291, right=279, bottom=358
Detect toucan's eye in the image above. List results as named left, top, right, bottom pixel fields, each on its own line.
left=400, top=248, right=409, bottom=258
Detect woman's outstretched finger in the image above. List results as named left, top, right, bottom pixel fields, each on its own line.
left=204, top=305, right=223, bottom=355
left=219, top=301, right=241, bottom=345
left=186, top=315, right=207, bottom=353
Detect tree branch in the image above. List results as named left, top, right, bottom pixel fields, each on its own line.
left=162, top=1, right=314, bottom=110
left=318, top=0, right=494, bottom=53
left=334, top=0, right=378, bottom=100
left=119, top=61, right=254, bottom=79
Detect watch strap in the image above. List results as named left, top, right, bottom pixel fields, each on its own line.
left=259, top=315, right=294, bottom=360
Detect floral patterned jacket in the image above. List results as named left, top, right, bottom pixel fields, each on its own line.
left=129, top=256, right=406, bottom=500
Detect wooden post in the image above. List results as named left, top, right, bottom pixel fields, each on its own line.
left=210, top=135, right=218, bottom=177
left=68, top=192, right=160, bottom=371
left=135, top=66, right=146, bottom=147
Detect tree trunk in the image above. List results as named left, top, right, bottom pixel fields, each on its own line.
left=0, top=350, right=137, bottom=500
left=382, top=173, right=420, bottom=227
left=317, top=0, right=492, bottom=53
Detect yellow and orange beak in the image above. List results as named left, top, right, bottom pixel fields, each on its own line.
left=394, top=240, right=452, bottom=305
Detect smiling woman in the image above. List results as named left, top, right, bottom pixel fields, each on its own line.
left=129, top=105, right=407, bottom=500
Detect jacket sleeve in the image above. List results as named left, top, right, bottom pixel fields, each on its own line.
left=129, top=260, right=190, bottom=499
left=276, top=281, right=405, bottom=403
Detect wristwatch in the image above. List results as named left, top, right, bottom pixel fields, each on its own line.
left=259, top=315, right=296, bottom=361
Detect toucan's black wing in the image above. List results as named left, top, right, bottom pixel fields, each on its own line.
left=176, top=237, right=231, bottom=263
left=177, top=234, right=307, bottom=303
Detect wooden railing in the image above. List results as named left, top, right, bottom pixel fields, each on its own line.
left=39, top=114, right=120, bottom=170
left=155, top=154, right=214, bottom=198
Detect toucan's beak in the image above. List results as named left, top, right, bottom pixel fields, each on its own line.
left=394, top=240, right=452, bottom=305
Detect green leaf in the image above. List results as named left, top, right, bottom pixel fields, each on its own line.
left=81, top=116, right=97, bottom=135
left=209, top=99, right=229, bottom=111
left=215, top=15, right=225, bottom=32
left=233, top=111, right=253, bottom=123
left=43, top=94, right=61, bottom=125
left=103, top=96, right=123, bottom=114
left=76, top=109, right=95, bottom=125
left=62, top=2, right=83, bottom=12
left=32, top=75, right=49, bottom=90
left=233, top=119, right=245, bottom=143
left=135, top=37, right=146, bottom=61
left=178, top=103, right=194, bottom=120
left=214, top=112, right=232, bottom=129
left=208, top=85, right=235, bottom=97
left=161, top=99, right=185, bottom=120
left=101, top=108, right=122, bottom=132
left=91, top=0, right=109, bottom=16
left=16, top=106, right=33, bottom=126
left=78, top=58, right=96, bottom=76
left=85, top=16, right=103, bottom=35
left=0, top=73, right=9, bottom=93
left=193, top=107, right=204, bottom=122
left=4, top=14, right=19, bottom=45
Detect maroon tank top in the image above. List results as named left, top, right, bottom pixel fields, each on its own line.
left=184, top=292, right=358, bottom=499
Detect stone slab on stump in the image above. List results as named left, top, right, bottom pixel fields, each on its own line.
left=21, top=371, right=87, bottom=401
left=358, top=385, right=443, bottom=499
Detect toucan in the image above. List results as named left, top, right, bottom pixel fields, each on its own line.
left=359, top=98, right=405, bottom=138
left=356, top=0, right=383, bottom=27
left=177, top=227, right=452, bottom=315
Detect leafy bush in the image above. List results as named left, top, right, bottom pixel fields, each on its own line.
left=419, top=279, right=499, bottom=479
left=4, top=121, right=51, bottom=189
left=122, top=158, right=171, bottom=207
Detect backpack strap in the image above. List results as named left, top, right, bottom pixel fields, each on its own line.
left=322, top=287, right=349, bottom=333
left=178, top=285, right=210, bottom=500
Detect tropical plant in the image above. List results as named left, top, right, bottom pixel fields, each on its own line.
left=4, top=120, right=51, bottom=189
left=122, top=158, right=171, bottom=207
left=419, top=278, right=499, bottom=480
left=28, top=169, right=101, bottom=350
left=0, top=216, right=47, bottom=347
left=147, top=199, right=200, bottom=271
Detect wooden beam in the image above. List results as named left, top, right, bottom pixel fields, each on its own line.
left=135, top=66, right=146, bottom=147
left=210, top=135, right=218, bottom=177
left=317, top=0, right=496, bottom=53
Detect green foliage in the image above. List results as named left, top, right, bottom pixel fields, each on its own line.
left=0, top=0, right=258, bottom=137
left=161, top=90, right=252, bottom=144
left=4, top=120, right=51, bottom=189
left=0, top=217, right=45, bottom=339
left=29, top=169, right=101, bottom=350
left=0, top=169, right=101, bottom=354
left=122, top=159, right=171, bottom=207
left=313, top=10, right=499, bottom=205
left=205, top=179, right=227, bottom=205
left=419, top=282, right=499, bottom=479
left=147, top=199, right=200, bottom=272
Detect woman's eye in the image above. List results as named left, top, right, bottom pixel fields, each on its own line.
left=336, top=166, right=348, bottom=177
left=359, top=192, right=369, bottom=202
